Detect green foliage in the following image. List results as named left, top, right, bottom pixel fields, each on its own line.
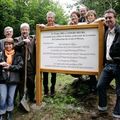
left=70, top=0, right=120, bottom=22
left=0, top=0, right=67, bottom=39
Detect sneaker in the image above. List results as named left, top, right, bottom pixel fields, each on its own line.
left=7, top=111, right=13, bottom=120
left=113, top=113, right=120, bottom=119
left=50, top=90, right=55, bottom=97
left=0, top=115, right=3, bottom=120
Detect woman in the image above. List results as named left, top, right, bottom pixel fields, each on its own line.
left=68, top=11, right=80, bottom=25
left=0, top=38, right=23, bottom=120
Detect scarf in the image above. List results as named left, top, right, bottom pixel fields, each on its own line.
left=5, top=49, right=15, bottom=65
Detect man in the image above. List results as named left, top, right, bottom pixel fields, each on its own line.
left=79, top=5, right=88, bottom=22
left=40, top=11, right=57, bottom=97
left=14, top=23, right=36, bottom=103
left=0, top=26, right=13, bottom=51
left=96, top=9, right=120, bottom=119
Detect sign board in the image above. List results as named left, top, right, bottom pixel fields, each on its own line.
left=41, top=28, right=98, bottom=72
left=36, top=22, right=104, bottom=104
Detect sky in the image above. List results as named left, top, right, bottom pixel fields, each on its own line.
left=53, top=0, right=77, bottom=14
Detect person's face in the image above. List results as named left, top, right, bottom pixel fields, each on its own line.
left=80, top=8, right=87, bottom=17
left=4, top=42, right=13, bottom=51
left=21, top=26, right=30, bottom=38
left=104, top=12, right=116, bottom=29
left=4, top=29, right=13, bottom=38
left=47, top=15, right=55, bottom=25
left=87, top=13, right=96, bottom=23
left=71, top=13, right=79, bottom=25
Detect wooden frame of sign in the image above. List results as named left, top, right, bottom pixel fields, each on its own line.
left=36, top=22, right=104, bottom=105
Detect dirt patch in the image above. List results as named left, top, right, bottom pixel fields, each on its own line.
left=13, top=89, right=116, bottom=120
left=13, top=74, right=116, bottom=120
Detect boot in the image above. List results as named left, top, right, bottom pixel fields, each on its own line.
left=7, top=111, right=13, bottom=120
left=0, top=115, right=3, bottom=120
left=50, top=86, right=55, bottom=97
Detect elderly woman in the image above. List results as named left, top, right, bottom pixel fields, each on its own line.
left=68, top=11, right=80, bottom=25
left=0, top=38, right=23, bottom=120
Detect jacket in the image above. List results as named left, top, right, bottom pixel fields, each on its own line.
left=104, top=24, right=120, bottom=64
left=0, top=51, right=23, bottom=84
left=14, top=35, right=36, bottom=73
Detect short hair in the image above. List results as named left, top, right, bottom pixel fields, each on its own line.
left=46, top=11, right=56, bottom=18
left=4, top=26, right=13, bottom=33
left=79, top=4, right=89, bottom=11
left=20, top=23, right=30, bottom=29
left=4, top=38, right=14, bottom=45
left=86, top=10, right=97, bottom=18
left=70, top=11, right=80, bottom=18
left=104, top=8, right=117, bottom=18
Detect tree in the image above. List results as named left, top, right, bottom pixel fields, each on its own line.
left=0, top=0, right=68, bottom=39
left=67, top=0, right=120, bottom=23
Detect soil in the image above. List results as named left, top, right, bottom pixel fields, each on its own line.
left=13, top=87, right=116, bottom=120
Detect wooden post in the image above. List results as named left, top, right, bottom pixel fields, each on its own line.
left=36, top=25, right=42, bottom=105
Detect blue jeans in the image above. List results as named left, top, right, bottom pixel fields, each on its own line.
left=97, top=63, right=120, bottom=117
left=0, top=84, right=17, bottom=115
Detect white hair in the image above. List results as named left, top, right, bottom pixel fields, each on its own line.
left=4, top=26, right=13, bottom=33
left=20, top=23, right=30, bottom=29
left=46, top=11, right=56, bottom=18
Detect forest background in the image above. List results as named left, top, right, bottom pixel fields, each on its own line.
left=0, top=0, right=120, bottom=39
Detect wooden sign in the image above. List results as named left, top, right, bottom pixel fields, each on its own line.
left=36, top=22, right=104, bottom=105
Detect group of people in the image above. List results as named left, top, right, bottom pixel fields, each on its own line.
left=68, top=6, right=120, bottom=119
left=0, top=4, right=120, bottom=120
left=0, top=11, right=58, bottom=120
left=0, top=23, right=36, bottom=120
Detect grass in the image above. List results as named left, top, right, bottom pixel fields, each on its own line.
left=14, top=73, right=97, bottom=120
left=34, top=73, right=86, bottom=120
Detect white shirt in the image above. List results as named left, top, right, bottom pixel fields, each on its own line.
left=106, top=28, right=115, bottom=60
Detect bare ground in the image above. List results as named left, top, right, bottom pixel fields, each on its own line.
left=13, top=88, right=116, bottom=120
left=13, top=74, right=116, bottom=120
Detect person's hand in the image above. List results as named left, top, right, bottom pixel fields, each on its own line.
left=3, top=64, right=11, bottom=69
left=94, top=17, right=105, bottom=23
left=23, top=39, right=30, bottom=44
left=38, top=24, right=46, bottom=29
left=0, top=62, right=8, bottom=67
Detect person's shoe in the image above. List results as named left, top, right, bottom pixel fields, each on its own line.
left=50, top=92, right=55, bottom=97
left=7, top=111, right=13, bottom=120
left=50, top=86, right=55, bottom=97
left=44, top=88, right=49, bottom=97
left=113, top=113, right=120, bottom=120
left=0, top=115, right=3, bottom=120
left=91, top=110, right=108, bottom=119
left=44, top=92, right=49, bottom=97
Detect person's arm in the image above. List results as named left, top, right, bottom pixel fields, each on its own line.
left=14, top=37, right=25, bottom=47
left=94, top=17, right=105, bottom=23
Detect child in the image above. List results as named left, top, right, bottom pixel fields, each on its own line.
left=0, top=38, right=23, bottom=120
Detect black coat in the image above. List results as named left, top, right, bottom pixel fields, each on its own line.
left=104, top=24, right=120, bottom=64
left=0, top=51, right=23, bottom=84
left=14, top=35, right=36, bottom=73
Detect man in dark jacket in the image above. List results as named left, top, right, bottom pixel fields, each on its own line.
left=14, top=23, right=36, bottom=103
left=96, top=9, right=120, bottom=119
